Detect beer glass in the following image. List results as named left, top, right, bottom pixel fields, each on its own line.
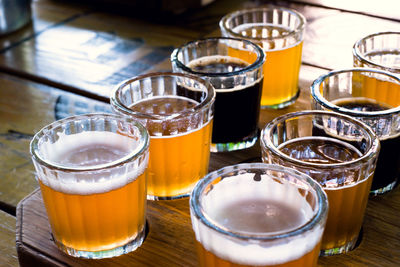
left=353, top=31, right=400, bottom=75
left=111, top=72, right=215, bottom=200
left=261, top=110, right=380, bottom=256
left=220, top=6, right=306, bottom=109
left=30, top=113, right=149, bottom=259
left=171, top=37, right=265, bottom=152
left=311, top=68, right=400, bottom=195
left=190, top=163, right=328, bottom=267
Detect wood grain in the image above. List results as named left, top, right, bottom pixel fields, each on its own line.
left=0, top=210, right=18, bottom=267
left=16, top=182, right=400, bottom=266
left=2, top=0, right=397, bottom=100
left=0, top=73, right=110, bottom=214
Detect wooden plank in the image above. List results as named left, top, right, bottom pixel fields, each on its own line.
left=0, top=73, right=110, bottom=214
left=0, top=210, right=18, bottom=267
left=287, top=0, right=400, bottom=21
left=0, top=0, right=242, bottom=100
left=16, top=171, right=400, bottom=266
left=0, top=0, right=89, bottom=51
left=1, top=0, right=398, bottom=100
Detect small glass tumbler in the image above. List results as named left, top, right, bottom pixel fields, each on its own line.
left=353, top=31, right=400, bottom=75
left=171, top=37, right=265, bottom=152
left=261, top=110, right=380, bottom=256
left=220, top=6, right=306, bottom=109
left=311, top=68, right=400, bottom=195
left=190, top=163, right=328, bottom=267
left=30, top=113, right=149, bottom=259
left=111, top=72, right=215, bottom=200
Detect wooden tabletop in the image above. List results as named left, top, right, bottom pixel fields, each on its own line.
left=1, top=0, right=400, bottom=266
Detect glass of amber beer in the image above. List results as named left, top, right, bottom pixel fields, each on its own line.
left=353, top=31, right=400, bottom=75
left=171, top=37, right=265, bottom=152
left=111, top=72, right=215, bottom=200
left=190, top=163, right=328, bottom=267
left=220, top=6, right=306, bottom=109
left=30, top=113, right=149, bottom=258
left=261, top=110, right=380, bottom=256
left=311, top=68, right=400, bottom=195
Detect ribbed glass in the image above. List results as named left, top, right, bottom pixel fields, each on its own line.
left=111, top=72, right=215, bottom=200
left=353, top=31, right=400, bottom=74
left=190, top=163, right=328, bottom=267
left=171, top=37, right=265, bottom=152
left=311, top=68, right=400, bottom=195
left=220, top=7, right=306, bottom=109
left=260, top=110, right=380, bottom=256
left=30, top=113, right=149, bottom=259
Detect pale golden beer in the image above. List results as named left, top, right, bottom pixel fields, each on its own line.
left=30, top=114, right=149, bottom=258
left=190, top=163, right=328, bottom=267
left=111, top=73, right=215, bottom=200
left=220, top=7, right=306, bottom=109
left=129, top=96, right=212, bottom=198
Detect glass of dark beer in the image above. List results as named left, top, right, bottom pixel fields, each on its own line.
left=311, top=68, right=400, bottom=195
left=171, top=37, right=265, bottom=152
left=190, top=163, right=328, bottom=267
left=261, top=110, right=380, bottom=256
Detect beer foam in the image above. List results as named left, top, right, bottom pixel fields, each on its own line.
left=191, top=173, right=324, bottom=266
left=187, top=55, right=263, bottom=92
left=36, top=131, right=148, bottom=195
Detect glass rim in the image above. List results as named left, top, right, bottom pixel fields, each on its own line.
left=190, top=163, right=328, bottom=241
left=30, top=113, right=150, bottom=172
left=219, top=6, right=306, bottom=42
left=110, top=71, right=216, bottom=120
left=311, top=68, right=400, bottom=117
left=260, top=110, right=380, bottom=169
left=170, top=37, right=265, bottom=78
left=353, top=31, right=400, bottom=72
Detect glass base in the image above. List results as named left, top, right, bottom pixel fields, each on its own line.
left=370, top=179, right=397, bottom=196
left=319, top=234, right=359, bottom=256
left=210, top=132, right=258, bottom=152
left=53, top=226, right=146, bottom=259
left=260, top=89, right=300, bottom=109
left=147, top=192, right=190, bottom=201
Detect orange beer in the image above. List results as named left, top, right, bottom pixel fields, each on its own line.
left=229, top=25, right=303, bottom=108
left=30, top=114, right=150, bottom=258
left=190, top=164, right=328, bottom=267
left=39, top=171, right=146, bottom=252
left=111, top=73, right=215, bottom=200
left=130, top=96, right=212, bottom=198
left=322, top=176, right=372, bottom=251
left=220, top=7, right=306, bottom=109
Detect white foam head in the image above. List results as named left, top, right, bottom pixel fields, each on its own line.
left=191, top=171, right=325, bottom=266
left=34, top=131, right=148, bottom=195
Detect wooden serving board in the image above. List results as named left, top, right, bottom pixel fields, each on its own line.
left=15, top=145, right=262, bottom=267
left=16, top=181, right=400, bottom=267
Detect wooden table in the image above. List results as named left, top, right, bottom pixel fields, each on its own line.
left=1, top=0, right=399, bottom=266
